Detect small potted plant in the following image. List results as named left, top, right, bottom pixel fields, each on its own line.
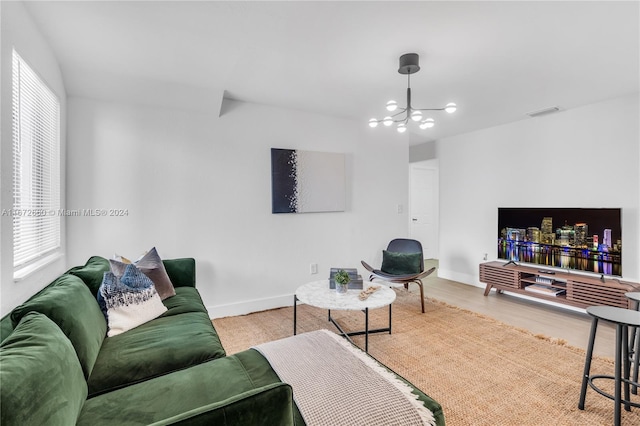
left=334, top=269, right=350, bottom=295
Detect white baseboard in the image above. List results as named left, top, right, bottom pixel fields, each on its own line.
left=494, top=290, right=587, bottom=313
left=207, top=293, right=294, bottom=319
left=437, top=268, right=483, bottom=288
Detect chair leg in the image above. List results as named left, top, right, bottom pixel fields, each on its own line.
left=633, top=326, right=640, bottom=395
left=579, top=317, right=599, bottom=410
left=417, top=280, right=425, bottom=313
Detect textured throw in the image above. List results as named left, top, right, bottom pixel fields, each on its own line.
left=254, top=329, right=435, bottom=426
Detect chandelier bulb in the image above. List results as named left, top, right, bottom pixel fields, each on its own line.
left=445, top=103, right=457, bottom=113
left=383, top=116, right=393, bottom=126
left=410, top=110, right=423, bottom=122
left=397, top=123, right=407, bottom=133
left=368, top=118, right=378, bottom=128
left=419, top=118, right=435, bottom=129
left=386, top=100, right=398, bottom=112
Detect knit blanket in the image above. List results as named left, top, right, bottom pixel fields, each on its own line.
left=253, top=330, right=436, bottom=426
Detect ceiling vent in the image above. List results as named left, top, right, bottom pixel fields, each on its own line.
left=526, top=106, right=561, bottom=118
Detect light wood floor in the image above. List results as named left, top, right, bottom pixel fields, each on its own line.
left=413, top=260, right=619, bottom=358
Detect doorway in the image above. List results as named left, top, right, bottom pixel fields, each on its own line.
left=409, top=160, right=439, bottom=260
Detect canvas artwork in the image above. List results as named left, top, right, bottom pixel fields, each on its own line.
left=271, top=148, right=346, bottom=214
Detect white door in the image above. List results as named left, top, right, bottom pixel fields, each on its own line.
left=409, top=161, right=439, bottom=260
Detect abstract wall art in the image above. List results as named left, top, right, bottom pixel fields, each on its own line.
left=271, top=148, right=346, bottom=214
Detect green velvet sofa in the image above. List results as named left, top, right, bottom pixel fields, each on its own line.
left=0, top=256, right=445, bottom=425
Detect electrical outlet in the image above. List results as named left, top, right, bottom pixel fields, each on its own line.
left=397, top=204, right=403, bottom=214
left=310, top=263, right=318, bottom=274
left=483, top=253, right=488, bottom=261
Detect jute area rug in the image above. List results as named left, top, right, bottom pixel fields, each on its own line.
left=213, top=289, right=640, bottom=425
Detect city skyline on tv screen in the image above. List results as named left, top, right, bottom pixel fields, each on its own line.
left=497, top=207, right=622, bottom=276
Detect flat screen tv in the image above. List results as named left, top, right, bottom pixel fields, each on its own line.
left=498, top=208, right=622, bottom=277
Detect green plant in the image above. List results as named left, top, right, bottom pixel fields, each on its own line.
left=334, top=269, right=351, bottom=285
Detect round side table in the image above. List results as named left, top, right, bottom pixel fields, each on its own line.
left=293, top=280, right=396, bottom=353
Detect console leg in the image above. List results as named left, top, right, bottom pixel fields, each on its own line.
left=483, top=284, right=493, bottom=296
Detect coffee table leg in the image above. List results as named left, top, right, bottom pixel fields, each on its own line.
left=365, top=307, right=369, bottom=353
left=293, top=295, right=297, bottom=335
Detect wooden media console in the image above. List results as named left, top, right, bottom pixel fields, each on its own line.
left=480, top=261, right=640, bottom=309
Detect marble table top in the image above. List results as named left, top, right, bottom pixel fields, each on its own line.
left=295, top=280, right=396, bottom=311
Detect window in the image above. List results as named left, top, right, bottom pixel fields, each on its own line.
left=12, top=50, right=61, bottom=272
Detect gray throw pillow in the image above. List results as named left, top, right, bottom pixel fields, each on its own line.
left=109, top=247, right=176, bottom=300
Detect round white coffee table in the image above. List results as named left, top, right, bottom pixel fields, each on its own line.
left=293, top=280, right=396, bottom=352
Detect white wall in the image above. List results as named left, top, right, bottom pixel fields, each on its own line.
left=409, top=141, right=437, bottom=163
left=66, top=94, right=409, bottom=318
left=436, top=94, right=640, bottom=286
left=0, top=1, right=67, bottom=316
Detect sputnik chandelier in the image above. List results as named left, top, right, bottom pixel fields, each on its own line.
left=369, top=53, right=457, bottom=133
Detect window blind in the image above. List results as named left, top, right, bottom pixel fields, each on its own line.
left=12, top=50, right=61, bottom=269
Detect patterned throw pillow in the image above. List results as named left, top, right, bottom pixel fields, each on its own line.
left=98, top=264, right=167, bottom=337
left=109, top=247, right=176, bottom=300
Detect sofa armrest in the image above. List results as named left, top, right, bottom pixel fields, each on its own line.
left=163, top=258, right=196, bottom=288
left=147, top=382, right=295, bottom=426
left=0, top=315, right=15, bottom=343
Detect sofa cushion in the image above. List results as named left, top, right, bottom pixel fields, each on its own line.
left=110, top=247, right=176, bottom=300
left=10, top=274, right=106, bottom=378
left=160, top=286, right=209, bottom=317
left=0, top=315, right=15, bottom=343
left=0, top=312, right=87, bottom=426
left=98, top=264, right=168, bottom=337
left=163, top=257, right=196, bottom=288
left=68, top=256, right=111, bottom=296
left=87, top=311, right=226, bottom=396
left=381, top=250, right=422, bottom=275
left=78, top=357, right=294, bottom=426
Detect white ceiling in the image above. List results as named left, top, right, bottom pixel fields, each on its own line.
left=23, top=1, right=640, bottom=143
